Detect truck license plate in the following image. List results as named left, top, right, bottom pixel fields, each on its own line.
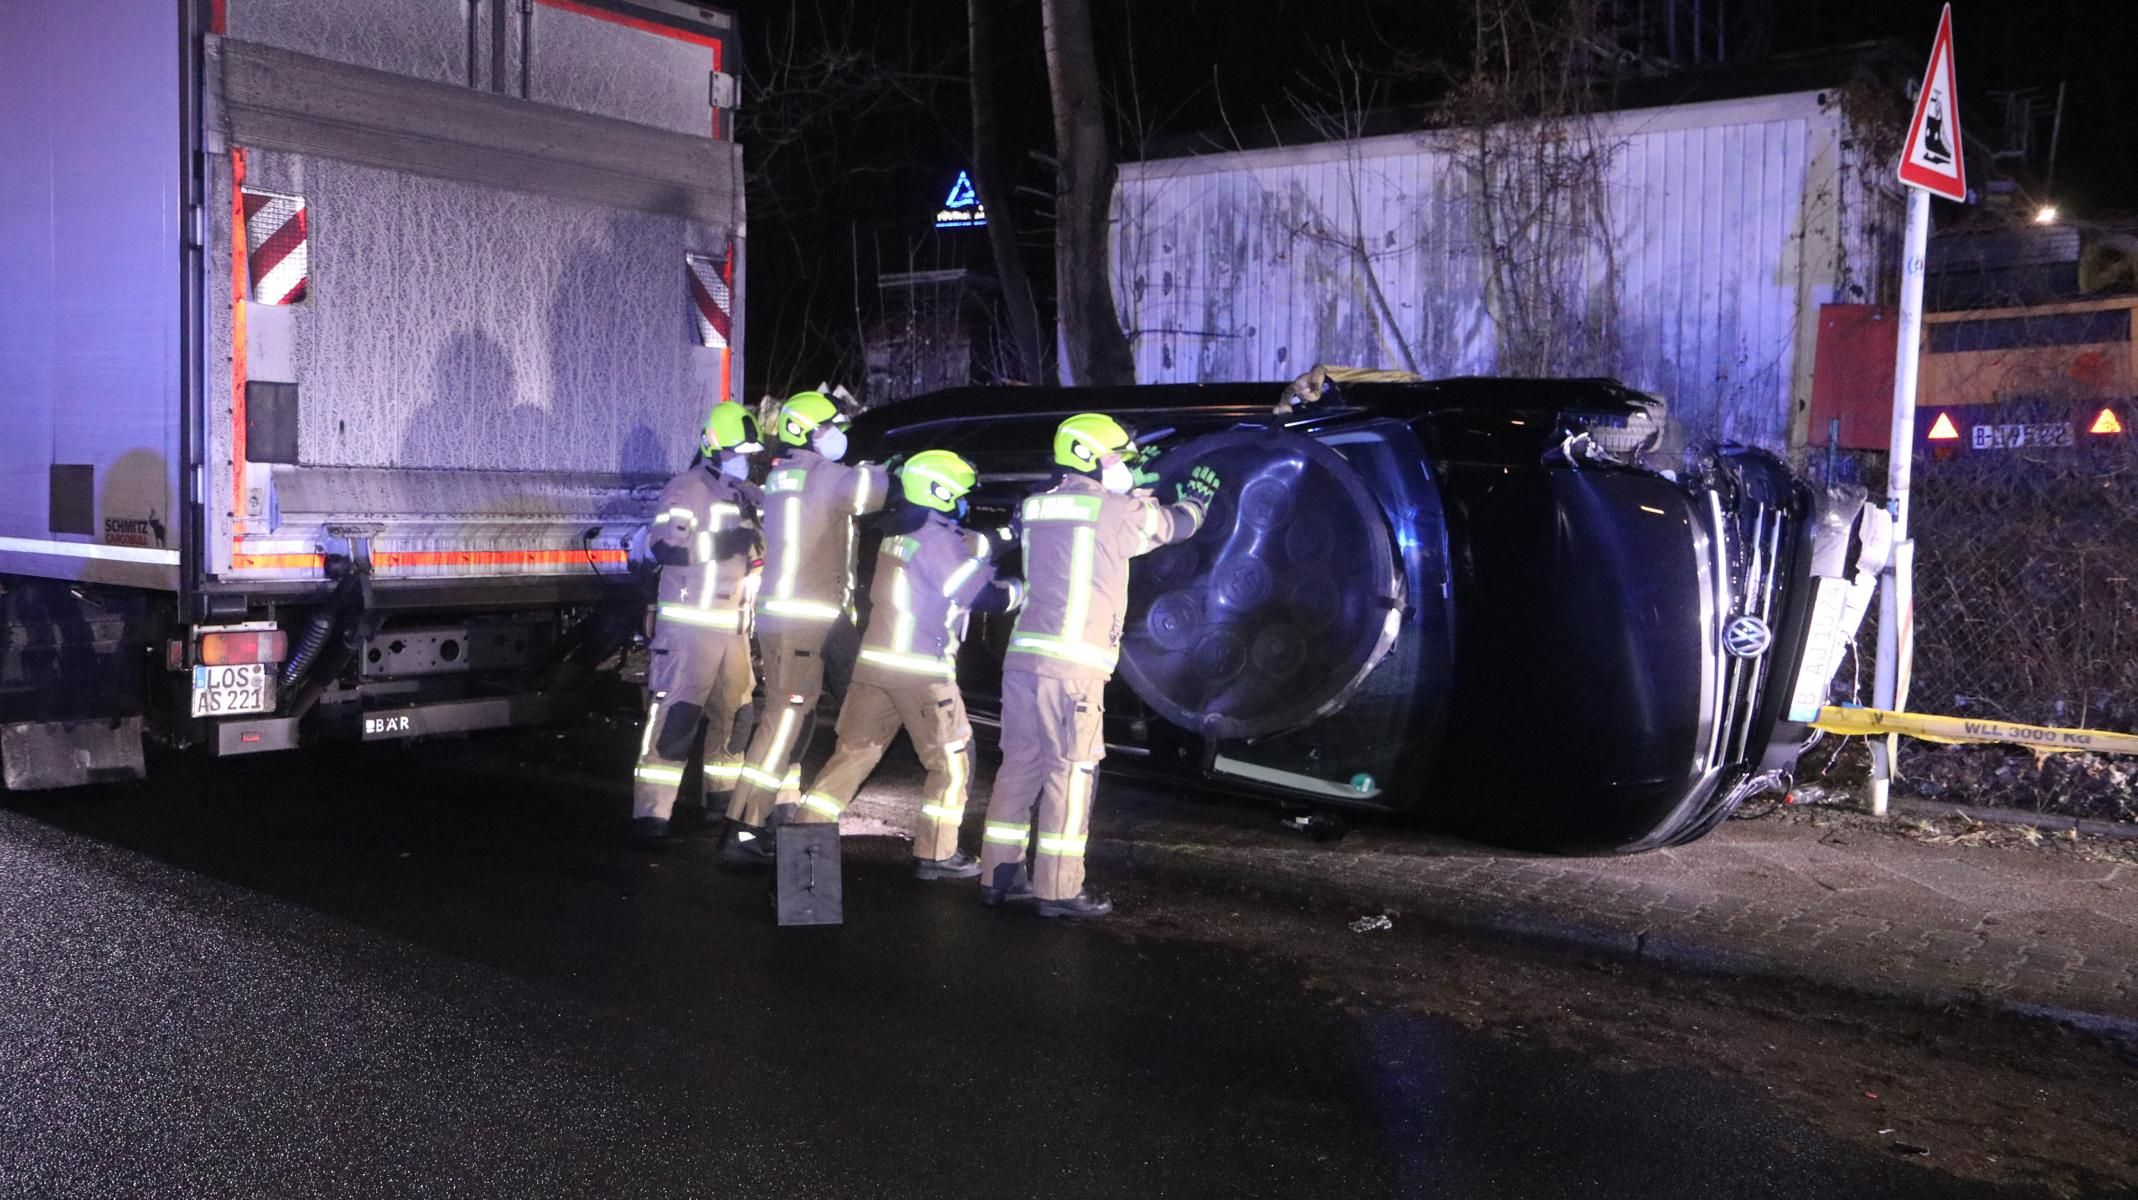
left=191, top=663, right=276, bottom=717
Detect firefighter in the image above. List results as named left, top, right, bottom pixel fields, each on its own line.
left=631, top=401, right=765, bottom=846
left=977, top=414, right=1218, bottom=917
left=788, top=450, right=1023, bottom=877
left=720, top=389, right=892, bottom=863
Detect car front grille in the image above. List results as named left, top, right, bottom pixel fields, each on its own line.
left=1703, top=491, right=1787, bottom=773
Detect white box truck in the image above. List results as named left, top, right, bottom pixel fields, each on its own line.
left=0, top=0, right=744, bottom=787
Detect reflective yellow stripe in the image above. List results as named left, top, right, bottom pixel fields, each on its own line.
left=1058, top=761, right=1094, bottom=853
left=759, top=597, right=842, bottom=621
left=984, top=823, right=1031, bottom=844
left=801, top=792, right=845, bottom=818
left=638, top=698, right=661, bottom=758
left=696, top=507, right=728, bottom=606
left=843, top=502, right=859, bottom=614
left=704, top=761, right=744, bottom=781
left=890, top=563, right=914, bottom=652
left=741, top=705, right=801, bottom=790
left=1023, top=494, right=1103, bottom=522
left=634, top=764, right=685, bottom=786
left=775, top=494, right=802, bottom=599
left=658, top=604, right=742, bottom=631
left=1061, top=525, right=1094, bottom=640
left=663, top=506, right=700, bottom=527
left=1036, top=834, right=1088, bottom=856
left=858, top=647, right=955, bottom=677
left=942, top=558, right=981, bottom=599
left=766, top=468, right=808, bottom=493
left=1007, top=633, right=1117, bottom=671
left=782, top=764, right=801, bottom=790
left=934, top=735, right=968, bottom=822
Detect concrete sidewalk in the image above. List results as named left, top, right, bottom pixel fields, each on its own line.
left=843, top=768, right=2138, bottom=1033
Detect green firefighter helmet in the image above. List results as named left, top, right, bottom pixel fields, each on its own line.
left=700, top=401, right=762, bottom=456
left=775, top=390, right=844, bottom=447
left=899, top=449, right=978, bottom=513
left=1053, top=413, right=1137, bottom=473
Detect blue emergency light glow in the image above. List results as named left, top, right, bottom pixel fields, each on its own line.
left=934, top=171, right=987, bottom=229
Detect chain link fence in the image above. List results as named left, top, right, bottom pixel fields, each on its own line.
left=1908, top=423, right=2138, bottom=734
left=1799, top=405, right=2138, bottom=825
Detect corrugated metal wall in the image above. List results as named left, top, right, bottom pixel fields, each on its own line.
left=234, top=149, right=722, bottom=476
left=1114, top=91, right=1900, bottom=449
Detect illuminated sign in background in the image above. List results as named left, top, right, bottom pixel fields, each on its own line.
left=934, top=171, right=986, bottom=230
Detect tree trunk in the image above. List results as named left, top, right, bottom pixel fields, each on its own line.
left=1040, top=0, right=1136, bottom=386
left=967, top=0, right=1053, bottom=386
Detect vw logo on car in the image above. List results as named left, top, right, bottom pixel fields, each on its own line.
left=1723, top=615, right=1773, bottom=659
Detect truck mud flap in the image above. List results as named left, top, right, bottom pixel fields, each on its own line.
left=1, top=718, right=146, bottom=790
left=355, top=695, right=572, bottom=742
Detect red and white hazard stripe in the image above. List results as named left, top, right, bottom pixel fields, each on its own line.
left=686, top=249, right=733, bottom=349
left=242, top=188, right=309, bottom=306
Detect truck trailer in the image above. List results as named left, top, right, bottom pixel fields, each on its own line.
left=1, top=0, right=744, bottom=788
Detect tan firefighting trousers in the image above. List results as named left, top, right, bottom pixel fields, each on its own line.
left=789, top=677, right=974, bottom=861
left=726, top=627, right=830, bottom=826
left=977, top=669, right=1106, bottom=902
left=632, top=627, right=754, bottom=821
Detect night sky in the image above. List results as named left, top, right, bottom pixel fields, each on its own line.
left=731, top=0, right=2132, bottom=399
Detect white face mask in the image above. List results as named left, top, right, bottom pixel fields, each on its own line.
left=1099, top=456, right=1134, bottom=494
left=814, top=426, right=849, bottom=462
left=719, top=453, right=751, bottom=480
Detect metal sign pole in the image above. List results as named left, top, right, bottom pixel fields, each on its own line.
left=1869, top=186, right=1931, bottom=817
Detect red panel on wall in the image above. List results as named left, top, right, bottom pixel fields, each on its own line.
left=1809, top=304, right=1899, bottom=449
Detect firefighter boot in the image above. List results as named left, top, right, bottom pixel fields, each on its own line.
left=979, top=862, right=1036, bottom=907
left=1037, top=889, right=1113, bottom=920
left=913, top=850, right=982, bottom=882
left=630, top=816, right=671, bottom=848
left=718, top=820, right=775, bottom=867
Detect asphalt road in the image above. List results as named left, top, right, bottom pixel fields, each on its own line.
left=0, top=732, right=2098, bottom=1199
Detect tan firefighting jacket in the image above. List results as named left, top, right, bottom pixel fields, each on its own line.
left=854, top=511, right=1022, bottom=686
left=754, top=447, right=891, bottom=633
left=649, top=465, right=762, bottom=635
left=1006, top=473, right=1205, bottom=682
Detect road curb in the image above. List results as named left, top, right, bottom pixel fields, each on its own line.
left=1889, top=795, right=2138, bottom=842
left=1097, top=833, right=2138, bottom=1045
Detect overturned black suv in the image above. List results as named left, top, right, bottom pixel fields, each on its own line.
left=850, top=377, right=1875, bottom=853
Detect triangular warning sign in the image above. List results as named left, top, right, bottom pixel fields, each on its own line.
left=1927, top=412, right=1960, bottom=441
left=944, top=171, right=980, bottom=210
left=1898, top=5, right=1967, bottom=201
left=2090, top=407, right=2125, bottom=436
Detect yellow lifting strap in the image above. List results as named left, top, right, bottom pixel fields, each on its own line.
left=1812, top=706, right=2138, bottom=757
left=1277, top=364, right=1425, bottom=412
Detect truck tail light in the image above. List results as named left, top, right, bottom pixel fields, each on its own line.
left=199, top=629, right=289, bottom=666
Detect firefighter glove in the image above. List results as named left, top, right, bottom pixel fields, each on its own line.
left=1175, top=465, right=1221, bottom=508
